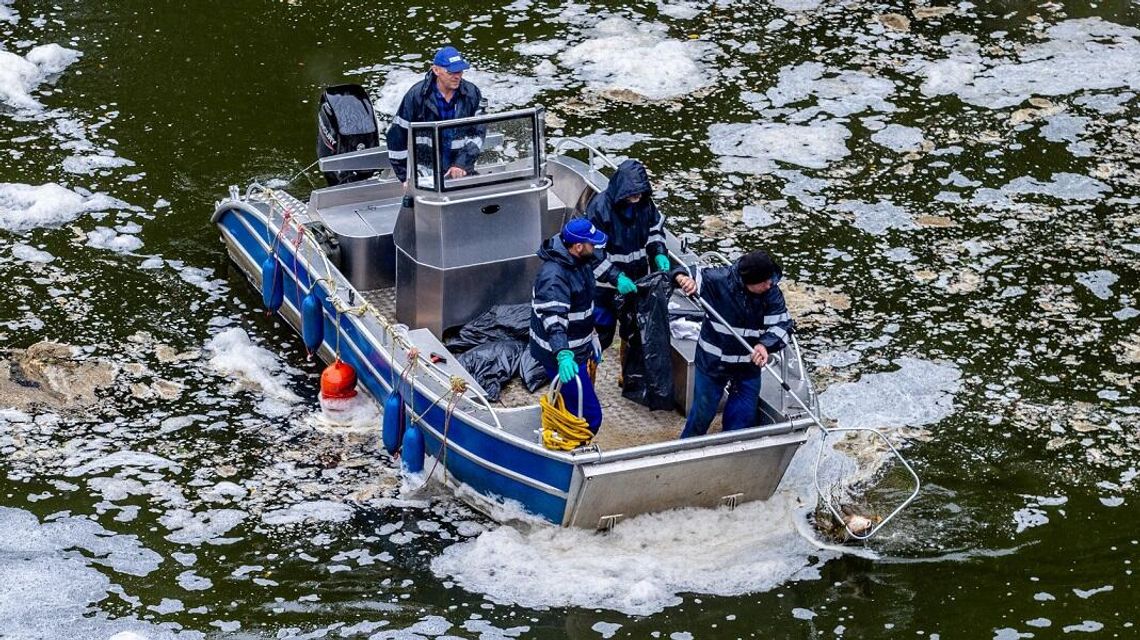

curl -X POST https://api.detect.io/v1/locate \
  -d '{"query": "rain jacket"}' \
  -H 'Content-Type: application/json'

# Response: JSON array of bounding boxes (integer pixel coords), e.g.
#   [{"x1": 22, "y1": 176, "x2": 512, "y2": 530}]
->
[
  {"x1": 586, "y1": 159, "x2": 667, "y2": 288},
  {"x1": 529, "y1": 235, "x2": 600, "y2": 370},
  {"x1": 677, "y1": 263, "x2": 795, "y2": 379},
  {"x1": 385, "y1": 71, "x2": 485, "y2": 183}
]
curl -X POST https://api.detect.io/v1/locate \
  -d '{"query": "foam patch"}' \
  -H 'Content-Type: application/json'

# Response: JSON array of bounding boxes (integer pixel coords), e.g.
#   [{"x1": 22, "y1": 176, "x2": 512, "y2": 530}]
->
[
  {"x1": 709, "y1": 121, "x2": 851, "y2": 173},
  {"x1": 0, "y1": 183, "x2": 129, "y2": 233},
  {"x1": 0, "y1": 43, "x2": 81, "y2": 110}
]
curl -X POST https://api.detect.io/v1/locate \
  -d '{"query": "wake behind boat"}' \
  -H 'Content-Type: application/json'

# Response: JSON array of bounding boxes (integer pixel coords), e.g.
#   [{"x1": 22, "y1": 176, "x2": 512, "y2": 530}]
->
[{"x1": 212, "y1": 95, "x2": 823, "y2": 530}]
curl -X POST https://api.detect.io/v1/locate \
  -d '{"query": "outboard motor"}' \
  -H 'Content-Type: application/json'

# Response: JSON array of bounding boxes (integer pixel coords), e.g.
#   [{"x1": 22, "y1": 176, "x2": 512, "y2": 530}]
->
[{"x1": 317, "y1": 84, "x2": 380, "y2": 186}]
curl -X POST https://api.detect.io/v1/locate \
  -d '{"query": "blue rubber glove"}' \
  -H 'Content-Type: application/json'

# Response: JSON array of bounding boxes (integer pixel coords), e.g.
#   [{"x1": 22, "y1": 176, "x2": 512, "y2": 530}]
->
[
  {"x1": 616, "y1": 273, "x2": 637, "y2": 295},
  {"x1": 655, "y1": 254, "x2": 671, "y2": 272},
  {"x1": 556, "y1": 350, "x2": 578, "y2": 384}
]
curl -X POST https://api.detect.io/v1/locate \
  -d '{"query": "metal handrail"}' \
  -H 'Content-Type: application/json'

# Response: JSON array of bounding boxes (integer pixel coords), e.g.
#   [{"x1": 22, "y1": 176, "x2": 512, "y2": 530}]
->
[{"x1": 551, "y1": 137, "x2": 620, "y2": 171}]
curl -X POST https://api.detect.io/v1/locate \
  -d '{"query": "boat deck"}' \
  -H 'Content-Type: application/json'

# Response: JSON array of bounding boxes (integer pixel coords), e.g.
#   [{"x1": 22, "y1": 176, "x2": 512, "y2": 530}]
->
[{"x1": 360, "y1": 287, "x2": 724, "y2": 449}]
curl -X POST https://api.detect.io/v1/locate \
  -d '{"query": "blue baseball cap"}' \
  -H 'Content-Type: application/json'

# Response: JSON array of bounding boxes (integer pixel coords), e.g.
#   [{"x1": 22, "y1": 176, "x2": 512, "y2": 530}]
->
[
  {"x1": 561, "y1": 218, "x2": 607, "y2": 246},
  {"x1": 433, "y1": 46, "x2": 470, "y2": 73}
]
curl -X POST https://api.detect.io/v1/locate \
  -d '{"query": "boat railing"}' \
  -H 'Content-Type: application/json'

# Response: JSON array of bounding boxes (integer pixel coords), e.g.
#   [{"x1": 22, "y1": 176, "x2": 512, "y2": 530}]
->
[
  {"x1": 245, "y1": 183, "x2": 506, "y2": 430},
  {"x1": 551, "y1": 137, "x2": 621, "y2": 171}
]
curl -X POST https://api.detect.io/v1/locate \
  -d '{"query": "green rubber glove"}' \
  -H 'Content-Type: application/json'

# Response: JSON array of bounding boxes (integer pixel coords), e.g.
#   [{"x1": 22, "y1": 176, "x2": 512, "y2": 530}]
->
[
  {"x1": 654, "y1": 254, "x2": 671, "y2": 272},
  {"x1": 556, "y1": 350, "x2": 578, "y2": 384},
  {"x1": 616, "y1": 273, "x2": 637, "y2": 295}
]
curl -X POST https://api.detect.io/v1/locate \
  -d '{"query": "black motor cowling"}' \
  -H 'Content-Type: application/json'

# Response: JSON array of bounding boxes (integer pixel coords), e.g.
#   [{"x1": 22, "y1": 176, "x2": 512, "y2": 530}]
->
[{"x1": 317, "y1": 84, "x2": 380, "y2": 186}]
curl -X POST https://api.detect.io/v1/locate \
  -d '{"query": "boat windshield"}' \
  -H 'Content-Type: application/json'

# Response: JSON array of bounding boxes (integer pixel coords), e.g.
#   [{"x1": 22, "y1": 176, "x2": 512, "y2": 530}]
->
[{"x1": 412, "y1": 109, "x2": 542, "y2": 193}]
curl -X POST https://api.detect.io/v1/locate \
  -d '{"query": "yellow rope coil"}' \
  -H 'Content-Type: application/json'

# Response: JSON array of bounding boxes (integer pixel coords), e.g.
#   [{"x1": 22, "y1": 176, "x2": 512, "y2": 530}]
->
[{"x1": 540, "y1": 391, "x2": 593, "y2": 451}]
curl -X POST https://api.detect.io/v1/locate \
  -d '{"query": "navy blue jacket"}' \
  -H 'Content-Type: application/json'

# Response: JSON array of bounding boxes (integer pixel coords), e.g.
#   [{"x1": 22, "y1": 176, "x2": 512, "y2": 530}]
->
[
  {"x1": 529, "y1": 235, "x2": 599, "y2": 369},
  {"x1": 587, "y1": 160, "x2": 666, "y2": 287},
  {"x1": 385, "y1": 72, "x2": 485, "y2": 183},
  {"x1": 682, "y1": 264, "x2": 795, "y2": 379}
]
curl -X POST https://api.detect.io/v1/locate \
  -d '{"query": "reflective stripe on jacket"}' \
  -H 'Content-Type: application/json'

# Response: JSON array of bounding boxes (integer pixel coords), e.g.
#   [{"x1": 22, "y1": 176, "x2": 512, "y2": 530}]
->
[
  {"x1": 586, "y1": 159, "x2": 666, "y2": 288},
  {"x1": 686, "y1": 264, "x2": 794, "y2": 379},
  {"x1": 529, "y1": 235, "x2": 599, "y2": 370}
]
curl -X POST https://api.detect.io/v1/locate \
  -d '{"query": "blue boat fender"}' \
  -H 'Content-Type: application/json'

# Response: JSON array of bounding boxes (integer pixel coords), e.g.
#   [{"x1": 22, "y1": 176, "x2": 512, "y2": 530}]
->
[
  {"x1": 260, "y1": 255, "x2": 283, "y2": 313},
  {"x1": 402, "y1": 423, "x2": 424, "y2": 473},
  {"x1": 301, "y1": 288, "x2": 324, "y2": 356},
  {"x1": 382, "y1": 391, "x2": 406, "y2": 455}
]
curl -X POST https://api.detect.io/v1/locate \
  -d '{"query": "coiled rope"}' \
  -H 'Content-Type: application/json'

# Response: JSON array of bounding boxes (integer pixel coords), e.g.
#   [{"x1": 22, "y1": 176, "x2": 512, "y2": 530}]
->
[{"x1": 540, "y1": 376, "x2": 593, "y2": 451}]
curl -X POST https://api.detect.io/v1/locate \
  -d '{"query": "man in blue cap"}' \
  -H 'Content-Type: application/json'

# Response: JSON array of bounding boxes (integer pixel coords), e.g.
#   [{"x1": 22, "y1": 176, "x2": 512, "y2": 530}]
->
[
  {"x1": 385, "y1": 45, "x2": 486, "y2": 186},
  {"x1": 529, "y1": 219, "x2": 608, "y2": 435}
]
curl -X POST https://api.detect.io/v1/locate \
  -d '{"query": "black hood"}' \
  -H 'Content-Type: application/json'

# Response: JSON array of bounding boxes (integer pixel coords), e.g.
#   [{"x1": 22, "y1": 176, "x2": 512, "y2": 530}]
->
[
  {"x1": 604, "y1": 159, "x2": 652, "y2": 205},
  {"x1": 537, "y1": 234, "x2": 580, "y2": 267}
]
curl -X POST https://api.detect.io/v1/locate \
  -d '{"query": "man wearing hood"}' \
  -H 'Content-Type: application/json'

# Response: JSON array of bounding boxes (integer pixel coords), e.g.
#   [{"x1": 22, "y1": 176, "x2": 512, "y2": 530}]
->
[
  {"x1": 385, "y1": 45, "x2": 486, "y2": 186},
  {"x1": 673, "y1": 250, "x2": 795, "y2": 438},
  {"x1": 585, "y1": 159, "x2": 670, "y2": 351},
  {"x1": 529, "y1": 219, "x2": 608, "y2": 435}
]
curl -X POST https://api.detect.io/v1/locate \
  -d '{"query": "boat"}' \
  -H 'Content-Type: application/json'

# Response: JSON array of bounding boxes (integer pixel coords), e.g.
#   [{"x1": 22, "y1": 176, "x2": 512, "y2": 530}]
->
[{"x1": 211, "y1": 89, "x2": 821, "y2": 530}]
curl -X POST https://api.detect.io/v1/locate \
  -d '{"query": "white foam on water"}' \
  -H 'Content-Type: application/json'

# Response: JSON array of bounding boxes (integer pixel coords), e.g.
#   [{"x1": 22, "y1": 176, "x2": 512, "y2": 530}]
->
[
  {"x1": 551, "y1": 129, "x2": 656, "y2": 151},
  {"x1": 66, "y1": 451, "x2": 182, "y2": 477},
  {"x1": 0, "y1": 182, "x2": 129, "y2": 232},
  {"x1": 709, "y1": 121, "x2": 850, "y2": 173},
  {"x1": 1073, "y1": 92, "x2": 1134, "y2": 114},
  {"x1": 819, "y1": 357, "x2": 962, "y2": 431},
  {"x1": 85, "y1": 227, "x2": 144, "y2": 253},
  {"x1": 261, "y1": 500, "x2": 354, "y2": 526},
  {"x1": 0, "y1": 507, "x2": 189, "y2": 640},
  {"x1": 0, "y1": 43, "x2": 81, "y2": 110},
  {"x1": 1013, "y1": 508, "x2": 1049, "y2": 533},
  {"x1": 0, "y1": 0, "x2": 18, "y2": 23},
  {"x1": 1075, "y1": 270, "x2": 1118, "y2": 300},
  {"x1": 917, "y1": 18, "x2": 1140, "y2": 108},
  {"x1": 1062, "y1": 621, "x2": 1104, "y2": 633},
  {"x1": 1039, "y1": 114, "x2": 1092, "y2": 157},
  {"x1": 10, "y1": 242, "x2": 54, "y2": 263},
  {"x1": 1073, "y1": 585, "x2": 1113, "y2": 599},
  {"x1": 771, "y1": 0, "x2": 823, "y2": 11},
  {"x1": 835, "y1": 199, "x2": 917, "y2": 235},
  {"x1": 62, "y1": 152, "x2": 136, "y2": 175},
  {"x1": 792, "y1": 608, "x2": 817, "y2": 620},
  {"x1": 204, "y1": 327, "x2": 302, "y2": 406},
  {"x1": 159, "y1": 508, "x2": 247, "y2": 546},
  {"x1": 514, "y1": 39, "x2": 564, "y2": 56},
  {"x1": 431, "y1": 493, "x2": 833, "y2": 616},
  {"x1": 871, "y1": 124, "x2": 926, "y2": 153},
  {"x1": 656, "y1": 0, "x2": 704, "y2": 20},
  {"x1": 592, "y1": 621, "x2": 623, "y2": 638},
  {"x1": 559, "y1": 17, "x2": 717, "y2": 100},
  {"x1": 760, "y1": 62, "x2": 896, "y2": 118},
  {"x1": 309, "y1": 394, "x2": 382, "y2": 431},
  {"x1": 742, "y1": 204, "x2": 779, "y2": 228},
  {"x1": 1002, "y1": 173, "x2": 1110, "y2": 202}
]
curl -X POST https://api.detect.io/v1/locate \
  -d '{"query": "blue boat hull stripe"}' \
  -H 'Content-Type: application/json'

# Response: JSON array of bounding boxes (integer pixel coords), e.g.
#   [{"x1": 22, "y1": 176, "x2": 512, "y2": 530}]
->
[{"x1": 218, "y1": 207, "x2": 571, "y2": 503}]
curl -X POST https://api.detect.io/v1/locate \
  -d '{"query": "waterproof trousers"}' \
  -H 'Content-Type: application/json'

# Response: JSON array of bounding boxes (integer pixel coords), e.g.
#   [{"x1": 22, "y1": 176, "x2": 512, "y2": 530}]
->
[
  {"x1": 543, "y1": 360, "x2": 603, "y2": 434},
  {"x1": 680, "y1": 367, "x2": 762, "y2": 439}
]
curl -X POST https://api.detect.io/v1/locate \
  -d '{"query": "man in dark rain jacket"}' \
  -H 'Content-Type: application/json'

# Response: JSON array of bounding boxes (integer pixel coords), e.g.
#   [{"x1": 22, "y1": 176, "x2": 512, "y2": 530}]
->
[
  {"x1": 529, "y1": 219, "x2": 607, "y2": 434},
  {"x1": 385, "y1": 45, "x2": 485, "y2": 186},
  {"x1": 585, "y1": 159, "x2": 670, "y2": 350},
  {"x1": 673, "y1": 250, "x2": 795, "y2": 438}
]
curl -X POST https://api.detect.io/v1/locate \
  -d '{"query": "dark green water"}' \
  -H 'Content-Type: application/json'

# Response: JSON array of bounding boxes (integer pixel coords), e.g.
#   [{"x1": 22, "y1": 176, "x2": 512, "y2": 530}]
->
[{"x1": 1, "y1": 0, "x2": 1137, "y2": 638}]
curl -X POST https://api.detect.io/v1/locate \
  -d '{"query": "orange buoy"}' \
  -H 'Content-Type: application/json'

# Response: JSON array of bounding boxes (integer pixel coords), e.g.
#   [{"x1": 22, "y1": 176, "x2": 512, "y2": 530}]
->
[{"x1": 320, "y1": 359, "x2": 358, "y2": 399}]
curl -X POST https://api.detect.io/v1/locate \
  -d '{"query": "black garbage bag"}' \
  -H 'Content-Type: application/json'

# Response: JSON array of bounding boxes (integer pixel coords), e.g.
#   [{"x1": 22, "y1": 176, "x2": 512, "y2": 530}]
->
[
  {"x1": 518, "y1": 346, "x2": 549, "y2": 393},
  {"x1": 456, "y1": 340, "x2": 526, "y2": 403},
  {"x1": 615, "y1": 272, "x2": 675, "y2": 410},
  {"x1": 445, "y1": 304, "x2": 531, "y2": 353}
]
